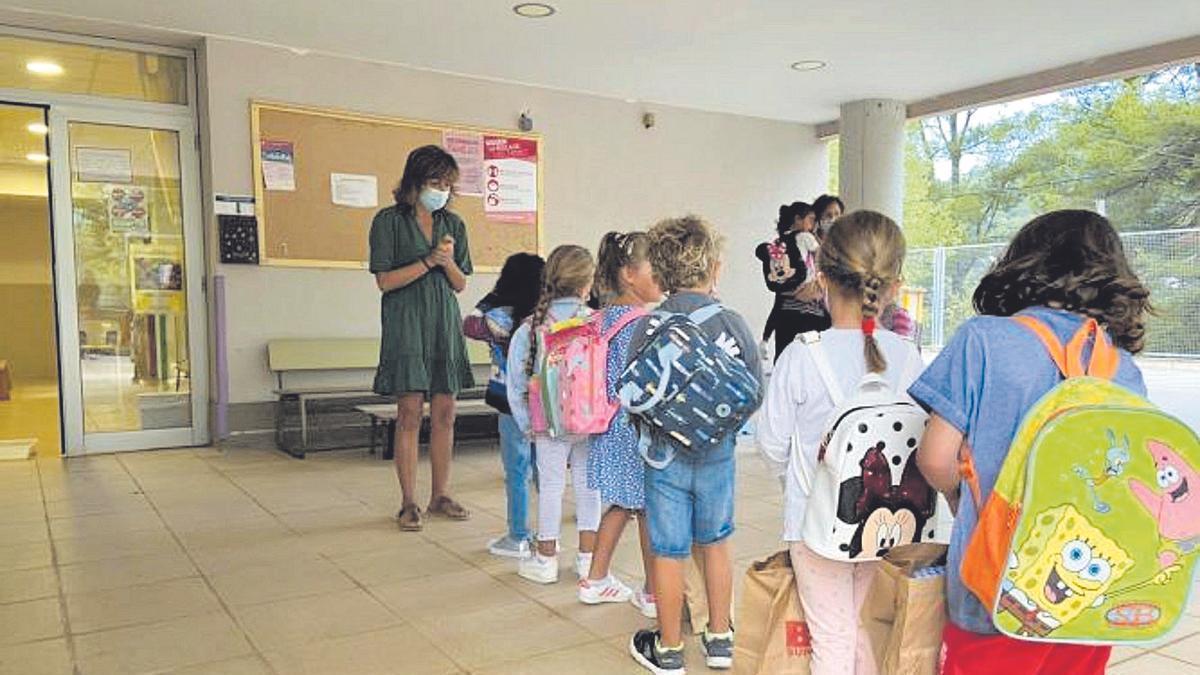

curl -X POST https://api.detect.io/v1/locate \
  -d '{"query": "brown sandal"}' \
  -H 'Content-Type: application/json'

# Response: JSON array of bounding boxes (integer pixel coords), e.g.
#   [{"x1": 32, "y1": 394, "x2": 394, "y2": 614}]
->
[
  {"x1": 427, "y1": 495, "x2": 470, "y2": 521},
  {"x1": 396, "y1": 504, "x2": 423, "y2": 531}
]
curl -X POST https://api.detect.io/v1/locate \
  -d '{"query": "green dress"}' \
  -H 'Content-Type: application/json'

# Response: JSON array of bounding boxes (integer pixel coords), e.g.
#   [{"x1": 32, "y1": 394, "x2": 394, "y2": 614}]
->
[{"x1": 368, "y1": 205, "x2": 475, "y2": 396}]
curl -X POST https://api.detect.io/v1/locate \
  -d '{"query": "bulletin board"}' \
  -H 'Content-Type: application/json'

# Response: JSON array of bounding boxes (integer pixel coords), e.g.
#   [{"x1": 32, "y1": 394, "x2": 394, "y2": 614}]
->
[{"x1": 250, "y1": 101, "x2": 543, "y2": 271}]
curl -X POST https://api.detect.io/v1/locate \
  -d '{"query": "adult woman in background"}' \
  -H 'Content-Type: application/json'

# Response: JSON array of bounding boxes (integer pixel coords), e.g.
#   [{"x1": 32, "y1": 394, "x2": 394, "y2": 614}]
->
[
  {"x1": 369, "y1": 145, "x2": 474, "y2": 532},
  {"x1": 756, "y1": 201, "x2": 831, "y2": 361}
]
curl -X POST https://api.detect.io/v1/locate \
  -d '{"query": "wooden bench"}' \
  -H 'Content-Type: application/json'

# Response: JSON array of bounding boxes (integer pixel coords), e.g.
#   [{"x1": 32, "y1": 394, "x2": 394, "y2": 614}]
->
[{"x1": 268, "y1": 338, "x2": 494, "y2": 458}]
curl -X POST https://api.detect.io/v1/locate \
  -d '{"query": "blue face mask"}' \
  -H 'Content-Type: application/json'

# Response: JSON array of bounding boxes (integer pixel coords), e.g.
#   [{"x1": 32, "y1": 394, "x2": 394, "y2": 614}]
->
[{"x1": 419, "y1": 187, "x2": 450, "y2": 212}]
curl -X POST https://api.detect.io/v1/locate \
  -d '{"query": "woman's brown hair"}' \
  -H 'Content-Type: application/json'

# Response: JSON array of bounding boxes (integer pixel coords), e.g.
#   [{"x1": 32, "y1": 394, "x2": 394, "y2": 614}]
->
[
  {"x1": 972, "y1": 210, "x2": 1151, "y2": 353},
  {"x1": 594, "y1": 231, "x2": 650, "y2": 303},
  {"x1": 392, "y1": 145, "x2": 459, "y2": 212},
  {"x1": 818, "y1": 210, "x2": 906, "y2": 373},
  {"x1": 525, "y1": 245, "x2": 596, "y2": 376}
]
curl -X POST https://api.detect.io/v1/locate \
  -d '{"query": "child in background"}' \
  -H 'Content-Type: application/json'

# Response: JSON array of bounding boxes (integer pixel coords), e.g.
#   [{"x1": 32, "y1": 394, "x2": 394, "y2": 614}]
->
[
  {"x1": 462, "y1": 253, "x2": 545, "y2": 558},
  {"x1": 911, "y1": 210, "x2": 1150, "y2": 675},
  {"x1": 757, "y1": 210, "x2": 924, "y2": 674},
  {"x1": 579, "y1": 231, "x2": 664, "y2": 616},
  {"x1": 507, "y1": 245, "x2": 603, "y2": 584},
  {"x1": 629, "y1": 216, "x2": 763, "y2": 674}
]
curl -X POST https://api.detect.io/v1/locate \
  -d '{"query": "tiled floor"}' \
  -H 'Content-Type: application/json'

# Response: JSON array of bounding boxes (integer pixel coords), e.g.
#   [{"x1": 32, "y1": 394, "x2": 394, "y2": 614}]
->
[{"x1": 1, "y1": 439, "x2": 1198, "y2": 674}]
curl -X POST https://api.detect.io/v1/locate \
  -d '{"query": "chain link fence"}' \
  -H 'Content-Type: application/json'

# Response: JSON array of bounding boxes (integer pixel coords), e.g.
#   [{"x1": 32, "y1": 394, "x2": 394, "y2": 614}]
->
[{"x1": 904, "y1": 228, "x2": 1200, "y2": 358}]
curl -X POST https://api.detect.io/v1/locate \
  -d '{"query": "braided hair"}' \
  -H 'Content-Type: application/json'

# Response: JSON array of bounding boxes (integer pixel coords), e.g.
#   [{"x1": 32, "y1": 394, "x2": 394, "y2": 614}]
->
[
  {"x1": 524, "y1": 245, "x2": 596, "y2": 376},
  {"x1": 972, "y1": 210, "x2": 1151, "y2": 353},
  {"x1": 818, "y1": 210, "x2": 906, "y2": 373}
]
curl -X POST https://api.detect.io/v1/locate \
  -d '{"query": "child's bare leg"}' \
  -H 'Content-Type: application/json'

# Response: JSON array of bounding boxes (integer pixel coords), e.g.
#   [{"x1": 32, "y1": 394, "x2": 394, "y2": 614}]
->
[
  {"x1": 701, "y1": 540, "x2": 733, "y2": 633},
  {"x1": 589, "y1": 506, "x2": 630, "y2": 580},
  {"x1": 654, "y1": 556, "x2": 687, "y2": 647},
  {"x1": 636, "y1": 513, "x2": 656, "y2": 594}
]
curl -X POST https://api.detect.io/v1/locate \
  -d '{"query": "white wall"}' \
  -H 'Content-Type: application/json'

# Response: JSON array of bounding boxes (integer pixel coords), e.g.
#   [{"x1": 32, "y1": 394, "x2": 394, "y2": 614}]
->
[{"x1": 200, "y1": 38, "x2": 828, "y2": 406}]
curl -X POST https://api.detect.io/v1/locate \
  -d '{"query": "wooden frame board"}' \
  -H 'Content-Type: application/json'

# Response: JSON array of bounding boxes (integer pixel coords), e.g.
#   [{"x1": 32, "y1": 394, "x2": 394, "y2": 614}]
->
[{"x1": 250, "y1": 101, "x2": 543, "y2": 271}]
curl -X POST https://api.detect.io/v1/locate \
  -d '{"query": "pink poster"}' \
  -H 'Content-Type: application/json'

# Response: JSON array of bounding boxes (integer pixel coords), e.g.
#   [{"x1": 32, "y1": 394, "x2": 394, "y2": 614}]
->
[
  {"x1": 442, "y1": 130, "x2": 483, "y2": 196},
  {"x1": 482, "y1": 136, "x2": 538, "y2": 224}
]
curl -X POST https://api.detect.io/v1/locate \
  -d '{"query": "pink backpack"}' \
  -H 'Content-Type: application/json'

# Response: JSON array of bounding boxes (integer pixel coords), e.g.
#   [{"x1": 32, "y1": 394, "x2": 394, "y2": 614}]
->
[{"x1": 530, "y1": 308, "x2": 647, "y2": 437}]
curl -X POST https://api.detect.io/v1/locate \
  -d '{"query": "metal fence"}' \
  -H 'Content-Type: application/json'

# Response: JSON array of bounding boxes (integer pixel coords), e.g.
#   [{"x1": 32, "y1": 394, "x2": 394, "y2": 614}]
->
[{"x1": 904, "y1": 228, "x2": 1200, "y2": 358}]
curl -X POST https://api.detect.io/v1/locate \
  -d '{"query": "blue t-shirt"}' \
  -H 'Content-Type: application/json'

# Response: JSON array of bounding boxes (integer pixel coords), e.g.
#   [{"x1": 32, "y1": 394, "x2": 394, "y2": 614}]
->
[{"x1": 908, "y1": 306, "x2": 1147, "y2": 634}]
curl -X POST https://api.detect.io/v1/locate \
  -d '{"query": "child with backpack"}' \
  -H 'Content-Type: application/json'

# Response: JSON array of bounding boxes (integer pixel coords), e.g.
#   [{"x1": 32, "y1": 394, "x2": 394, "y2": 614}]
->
[
  {"x1": 578, "y1": 231, "x2": 664, "y2": 616},
  {"x1": 756, "y1": 210, "x2": 928, "y2": 674},
  {"x1": 910, "y1": 211, "x2": 1155, "y2": 675},
  {"x1": 627, "y1": 215, "x2": 764, "y2": 674},
  {"x1": 462, "y1": 252, "x2": 545, "y2": 559},
  {"x1": 506, "y1": 245, "x2": 603, "y2": 584}
]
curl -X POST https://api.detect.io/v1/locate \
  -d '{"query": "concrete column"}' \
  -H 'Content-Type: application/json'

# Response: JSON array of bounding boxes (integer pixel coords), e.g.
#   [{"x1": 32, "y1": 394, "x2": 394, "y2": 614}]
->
[{"x1": 837, "y1": 99, "x2": 906, "y2": 225}]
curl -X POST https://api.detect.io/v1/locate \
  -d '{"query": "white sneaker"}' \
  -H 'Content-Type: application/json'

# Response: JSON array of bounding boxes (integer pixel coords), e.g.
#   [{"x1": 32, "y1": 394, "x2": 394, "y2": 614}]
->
[
  {"x1": 632, "y1": 589, "x2": 658, "y2": 619},
  {"x1": 487, "y1": 534, "x2": 531, "y2": 559},
  {"x1": 578, "y1": 575, "x2": 634, "y2": 605},
  {"x1": 518, "y1": 553, "x2": 559, "y2": 584},
  {"x1": 575, "y1": 552, "x2": 593, "y2": 579}
]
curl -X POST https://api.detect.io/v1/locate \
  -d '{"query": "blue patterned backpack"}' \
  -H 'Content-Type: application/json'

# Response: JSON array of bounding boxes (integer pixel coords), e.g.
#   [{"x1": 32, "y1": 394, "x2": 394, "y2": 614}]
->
[{"x1": 618, "y1": 304, "x2": 763, "y2": 468}]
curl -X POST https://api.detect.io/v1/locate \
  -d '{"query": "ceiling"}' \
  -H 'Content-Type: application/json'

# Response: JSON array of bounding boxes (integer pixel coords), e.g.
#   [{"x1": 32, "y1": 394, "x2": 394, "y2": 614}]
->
[{"x1": 0, "y1": 1, "x2": 1198, "y2": 123}]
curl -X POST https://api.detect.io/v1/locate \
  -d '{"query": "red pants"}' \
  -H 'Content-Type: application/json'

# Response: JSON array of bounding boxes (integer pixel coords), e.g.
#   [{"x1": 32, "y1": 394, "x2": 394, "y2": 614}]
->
[{"x1": 942, "y1": 623, "x2": 1111, "y2": 675}]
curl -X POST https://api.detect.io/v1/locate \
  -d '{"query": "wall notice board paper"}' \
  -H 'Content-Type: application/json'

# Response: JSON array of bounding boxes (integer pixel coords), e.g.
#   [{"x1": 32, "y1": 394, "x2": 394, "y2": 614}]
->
[{"x1": 250, "y1": 101, "x2": 543, "y2": 271}]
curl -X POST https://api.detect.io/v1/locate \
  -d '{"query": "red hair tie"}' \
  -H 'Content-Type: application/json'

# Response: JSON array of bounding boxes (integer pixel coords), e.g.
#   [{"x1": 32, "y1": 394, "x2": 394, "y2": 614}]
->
[{"x1": 862, "y1": 317, "x2": 876, "y2": 336}]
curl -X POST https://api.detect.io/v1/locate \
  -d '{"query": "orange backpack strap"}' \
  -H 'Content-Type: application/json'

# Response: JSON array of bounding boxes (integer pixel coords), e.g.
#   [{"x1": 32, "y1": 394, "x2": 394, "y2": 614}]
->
[
  {"x1": 959, "y1": 442, "x2": 982, "y2": 511},
  {"x1": 1065, "y1": 318, "x2": 1119, "y2": 380},
  {"x1": 1012, "y1": 316, "x2": 1069, "y2": 377}
]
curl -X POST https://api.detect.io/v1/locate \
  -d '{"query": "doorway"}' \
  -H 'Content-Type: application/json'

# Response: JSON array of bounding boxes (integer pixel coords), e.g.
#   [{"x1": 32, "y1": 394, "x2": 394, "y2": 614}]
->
[{"x1": 0, "y1": 102, "x2": 59, "y2": 458}]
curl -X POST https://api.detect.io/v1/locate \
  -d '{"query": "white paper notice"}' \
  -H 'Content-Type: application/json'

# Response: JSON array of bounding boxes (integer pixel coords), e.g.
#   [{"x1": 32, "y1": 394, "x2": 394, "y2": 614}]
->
[
  {"x1": 442, "y1": 130, "x2": 484, "y2": 196},
  {"x1": 330, "y1": 173, "x2": 379, "y2": 208},
  {"x1": 76, "y1": 147, "x2": 133, "y2": 184}
]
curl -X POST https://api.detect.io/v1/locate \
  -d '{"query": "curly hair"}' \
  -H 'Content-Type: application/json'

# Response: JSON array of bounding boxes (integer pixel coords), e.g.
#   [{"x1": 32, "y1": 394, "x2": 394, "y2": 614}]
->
[
  {"x1": 594, "y1": 231, "x2": 650, "y2": 302},
  {"x1": 392, "y1": 145, "x2": 459, "y2": 212},
  {"x1": 525, "y1": 245, "x2": 595, "y2": 376},
  {"x1": 818, "y1": 210, "x2": 906, "y2": 373},
  {"x1": 646, "y1": 215, "x2": 724, "y2": 294},
  {"x1": 972, "y1": 210, "x2": 1151, "y2": 353}
]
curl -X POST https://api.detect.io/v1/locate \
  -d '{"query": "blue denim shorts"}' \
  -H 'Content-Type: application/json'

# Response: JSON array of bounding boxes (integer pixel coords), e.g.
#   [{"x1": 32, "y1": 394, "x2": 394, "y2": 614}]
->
[{"x1": 643, "y1": 438, "x2": 736, "y2": 558}]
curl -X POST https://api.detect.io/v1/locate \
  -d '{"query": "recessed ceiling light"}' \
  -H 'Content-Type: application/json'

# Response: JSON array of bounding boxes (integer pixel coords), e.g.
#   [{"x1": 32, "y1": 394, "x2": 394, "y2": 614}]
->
[
  {"x1": 513, "y1": 3, "x2": 555, "y2": 18},
  {"x1": 790, "y1": 60, "x2": 827, "y2": 72},
  {"x1": 26, "y1": 152, "x2": 49, "y2": 163},
  {"x1": 27, "y1": 122, "x2": 48, "y2": 135},
  {"x1": 26, "y1": 60, "x2": 63, "y2": 76}
]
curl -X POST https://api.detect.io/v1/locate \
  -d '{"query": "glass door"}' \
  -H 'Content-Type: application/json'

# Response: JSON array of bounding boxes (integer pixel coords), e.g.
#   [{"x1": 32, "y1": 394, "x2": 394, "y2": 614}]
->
[
  {"x1": 0, "y1": 102, "x2": 60, "y2": 458},
  {"x1": 50, "y1": 107, "x2": 207, "y2": 453}
]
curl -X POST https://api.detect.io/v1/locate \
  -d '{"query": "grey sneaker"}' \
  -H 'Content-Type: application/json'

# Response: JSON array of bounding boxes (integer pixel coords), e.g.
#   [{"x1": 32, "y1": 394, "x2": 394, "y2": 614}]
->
[
  {"x1": 701, "y1": 629, "x2": 734, "y2": 670},
  {"x1": 487, "y1": 534, "x2": 530, "y2": 559},
  {"x1": 630, "y1": 629, "x2": 685, "y2": 674}
]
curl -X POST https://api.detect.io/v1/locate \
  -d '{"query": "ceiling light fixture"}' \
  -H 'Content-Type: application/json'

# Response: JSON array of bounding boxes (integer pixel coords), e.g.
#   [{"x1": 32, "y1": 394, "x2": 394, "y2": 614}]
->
[
  {"x1": 513, "y1": 3, "x2": 555, "y2": 18},
  {"x1": 26, "y1": 60, "x2": 63, "y2": 76},
  {"x1": 790, "y1": 60, "x2": 827, "y2": 72},
  {"x1": 27, "y1": 122, "x2": 49, "y2": 135},
  {"x1": 26, "y1": 152, "x2": 49, "y2": 163}
]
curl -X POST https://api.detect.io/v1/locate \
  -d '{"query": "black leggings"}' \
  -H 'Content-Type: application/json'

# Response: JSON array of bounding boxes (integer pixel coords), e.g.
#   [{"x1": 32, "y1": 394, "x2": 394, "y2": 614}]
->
[{"x1": 767, "y1": 309, "x2": 831, "y2": 362}]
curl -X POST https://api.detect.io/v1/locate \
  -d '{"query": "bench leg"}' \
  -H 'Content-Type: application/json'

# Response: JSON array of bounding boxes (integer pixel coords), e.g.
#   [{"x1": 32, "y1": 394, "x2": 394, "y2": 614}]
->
[
  {"x1": 383, "y1": 419, "x2": 396, "y2": 461},
  {"x1": 299, "y1": 395, "x2": 310, "y2": 452},
  {"x1": 368, "y1": 417, "x2": 378, "y2": 456}
]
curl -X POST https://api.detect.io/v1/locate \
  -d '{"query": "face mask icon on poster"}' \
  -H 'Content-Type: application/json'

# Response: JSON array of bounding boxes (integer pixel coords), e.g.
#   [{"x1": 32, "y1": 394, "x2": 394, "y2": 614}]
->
[{"x1": 420, "y1": 187, "x2": 450, "y2": 212}]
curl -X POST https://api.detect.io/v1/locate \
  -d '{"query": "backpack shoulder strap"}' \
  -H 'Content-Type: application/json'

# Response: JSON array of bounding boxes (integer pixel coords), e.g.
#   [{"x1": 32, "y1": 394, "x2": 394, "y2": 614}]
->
[
  {"x1": 600, "y1": 306, "x2": 648, "y2": 341},
  {"x1": 798, "y1": 331, "x2": 845, "y2": 406},
  {"x1": 1013, "y1": 315, "x2": 1118, "y2": 380},
  {"x1": 687, "y1": 302, "x2": 724, "y2": 326}
]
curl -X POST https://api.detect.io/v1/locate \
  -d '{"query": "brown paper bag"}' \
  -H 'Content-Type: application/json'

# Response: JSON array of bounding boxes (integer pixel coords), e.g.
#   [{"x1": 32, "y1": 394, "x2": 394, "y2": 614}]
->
[
  {"x1": 733, "y1": 550, "x2": 811, "y2": 675},
  {"x1": 861, "y1": 543, "x2": 948, "y2": 675}
]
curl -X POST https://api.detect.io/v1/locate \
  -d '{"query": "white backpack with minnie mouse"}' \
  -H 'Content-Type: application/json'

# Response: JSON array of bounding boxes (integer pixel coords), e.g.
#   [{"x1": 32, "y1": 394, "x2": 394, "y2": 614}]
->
[{"x1": 790, "y1": 331, "x2": 953, "y2": 562}]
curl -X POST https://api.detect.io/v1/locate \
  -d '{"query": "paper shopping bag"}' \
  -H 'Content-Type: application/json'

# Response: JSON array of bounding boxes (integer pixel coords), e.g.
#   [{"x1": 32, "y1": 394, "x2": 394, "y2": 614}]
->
[
  {"x1": 733, "y1": 550, "x2": 811, "y2": 675},
  {"x1": 861, "y1": 543, "x2": 948, "y2": 675}
]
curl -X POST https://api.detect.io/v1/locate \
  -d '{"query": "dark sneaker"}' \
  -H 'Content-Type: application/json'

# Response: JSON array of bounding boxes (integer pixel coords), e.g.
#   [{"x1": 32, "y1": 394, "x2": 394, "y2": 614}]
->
[
  {"x1": 629, "y1": 629, "x2": 686, "y2": 674},
  {"x1": 701, "y1": 629, "x2": 734, "y2": 669}
]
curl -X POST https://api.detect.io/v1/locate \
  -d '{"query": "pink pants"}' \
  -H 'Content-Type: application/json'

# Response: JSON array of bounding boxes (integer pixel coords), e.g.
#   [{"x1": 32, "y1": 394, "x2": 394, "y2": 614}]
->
[{"x1": 790, "y1": 542, "x2": 879, "y2": 675}]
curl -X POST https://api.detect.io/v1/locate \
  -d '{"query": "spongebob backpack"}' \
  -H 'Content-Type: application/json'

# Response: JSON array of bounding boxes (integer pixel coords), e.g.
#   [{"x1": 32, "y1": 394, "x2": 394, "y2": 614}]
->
[{"x1": 961, "y1": 316, "x2": 1200, "y2": 645}]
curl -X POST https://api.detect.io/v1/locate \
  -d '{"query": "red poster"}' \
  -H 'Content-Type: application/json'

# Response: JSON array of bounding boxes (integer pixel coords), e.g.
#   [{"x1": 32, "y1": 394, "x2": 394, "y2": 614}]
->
[{"x1": 482, "y1": 136, "x2": 537, "y2": 224}]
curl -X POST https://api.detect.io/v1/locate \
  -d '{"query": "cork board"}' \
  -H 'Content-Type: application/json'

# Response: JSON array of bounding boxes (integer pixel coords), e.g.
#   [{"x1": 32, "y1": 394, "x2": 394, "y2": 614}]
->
[{"x1": 250, "y1": 101, "x2": 542, "y2": 271}]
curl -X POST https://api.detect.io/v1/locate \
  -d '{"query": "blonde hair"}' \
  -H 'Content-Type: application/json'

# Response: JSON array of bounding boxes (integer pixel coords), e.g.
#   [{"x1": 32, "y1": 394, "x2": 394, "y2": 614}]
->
[
  {"x1": 817, "y1": 210, "x2": 906, "y2": 373},
  {"x1": 646, "y1": 215, "x2": 723, "y2": 294},
  {"x1": 594, "y1": 231, "x2": 650, "y2": 302},
  {"x1": 525, "y1": 244, "x2": 596, "y2": 376}
]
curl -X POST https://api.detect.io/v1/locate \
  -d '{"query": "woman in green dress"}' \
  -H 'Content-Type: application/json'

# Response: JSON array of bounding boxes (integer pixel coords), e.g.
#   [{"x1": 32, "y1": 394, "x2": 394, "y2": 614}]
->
[{"x1": 370, "y1": 145, "x2": 475, "y2": 532}]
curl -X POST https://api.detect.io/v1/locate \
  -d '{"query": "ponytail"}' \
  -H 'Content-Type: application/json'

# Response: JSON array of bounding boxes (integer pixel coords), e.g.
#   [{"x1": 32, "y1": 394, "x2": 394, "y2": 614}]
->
[
  {"x1": 524, "y1": 244, "x2": 596, "y2": 377},
  {"x1": 861, "y1": 274, "x2": 887, "y2": 374}
]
